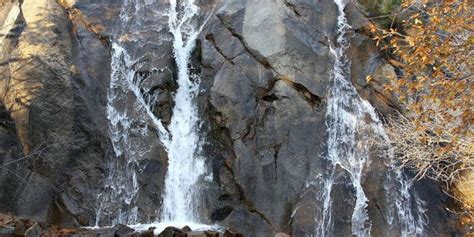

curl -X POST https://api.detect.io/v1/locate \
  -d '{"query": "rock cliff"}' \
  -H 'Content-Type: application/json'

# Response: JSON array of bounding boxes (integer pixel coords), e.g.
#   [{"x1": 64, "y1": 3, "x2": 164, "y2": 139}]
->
[{"x1": 0, "y1": 0, "x2": 465, "y2": 236}]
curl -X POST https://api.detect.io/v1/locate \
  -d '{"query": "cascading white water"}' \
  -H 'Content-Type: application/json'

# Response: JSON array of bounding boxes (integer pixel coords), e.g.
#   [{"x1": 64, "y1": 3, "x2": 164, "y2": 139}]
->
[
  {"x1": 96, "y1": 0, "x2": 170, "y2": 226},
  {"x1": 97, "y1": 0, "x2": 209, "y2": 229},
  {"x1": 97, "y1": 43, "x2": 171, "y2": 226},
  {"x1": 317, "y1": 0, "x2": 426, "y2": 236},
  {"x1": 319, "y1": 1, "x2": 375, "y2": 234},
  {"x1": 385, "y1": 161, "x2": 427, "y2": 236},
  {"x1": 96, "y1": 0, "x2": 212, "y2": 230},
  {"x1": 97, "y1": 0, "x2": 425, "y2": 234},
  {"x1": 160, "y1": 0, "x2": 206, "y2": 223}
]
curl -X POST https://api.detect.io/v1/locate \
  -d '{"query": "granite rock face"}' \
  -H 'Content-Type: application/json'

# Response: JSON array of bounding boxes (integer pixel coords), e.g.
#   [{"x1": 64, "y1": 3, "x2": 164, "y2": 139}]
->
[
  {"x1": 0, "y1": 0, "x2": 464, "y2": 236},
  {"x1": 0, "y1": 0, "x2": 173, "y2": 226},
  {"x1": 197, "y1": 0, "x2": 459, "y2": 236},
  {"x1": 0, "y1": 0, "x2": 104, "y2": 225}
]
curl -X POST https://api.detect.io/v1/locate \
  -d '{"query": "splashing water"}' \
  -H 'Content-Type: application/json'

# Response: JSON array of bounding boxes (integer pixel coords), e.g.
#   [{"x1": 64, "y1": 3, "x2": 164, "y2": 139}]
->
[
  {"x1": 96, "y1": 0, "x2": 170, "y2": 226},
  {"x1": 316, "y1": 0, "x2": 426, "y2": 236},
  {"x1": 97, "y1": 0, "x2": 210, "y2": 227},
  {"x1": 160, "y1": 0, "x2": 206, "y2": 223},
  {"x1": 132, "y1": 222, "x2": 222, "y2": 235},
  {"x1": 385, "y1": 162, "x2": 427, "y2": 236}
]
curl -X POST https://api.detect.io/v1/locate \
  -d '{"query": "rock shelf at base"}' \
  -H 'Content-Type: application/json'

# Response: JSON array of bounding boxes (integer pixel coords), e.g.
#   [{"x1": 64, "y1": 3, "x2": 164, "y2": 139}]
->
[{"x1": 0, "y1": 213, "x2": 243, "y2": 237}]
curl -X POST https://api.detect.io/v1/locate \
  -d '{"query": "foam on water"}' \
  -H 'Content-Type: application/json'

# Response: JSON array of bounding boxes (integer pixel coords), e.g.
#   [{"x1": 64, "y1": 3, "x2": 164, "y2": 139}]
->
[
  {"x1": 159, "y1": 0, "x2": 206, "y2": 223},
  {"x1": 315, "y1": 0, "x2": 427, "y2": 236},
  {"x1": 132, "y1": 222, "x2": 222, "y2": 235},
  {"x1": 97, "y1": 0, "x2": 209, "y2": 228}
]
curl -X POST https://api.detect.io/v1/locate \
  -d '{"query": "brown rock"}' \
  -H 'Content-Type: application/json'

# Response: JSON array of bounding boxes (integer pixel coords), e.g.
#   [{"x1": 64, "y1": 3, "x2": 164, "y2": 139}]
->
[
  {"x1": 158, "y1": 227, "x2": 186, "y2": 237},
  {"x1": 115, "y1": 224, "x2": 135, "y2": 236},
  {"x1": 25, "y1": 223, "x2": 42, "y2": 237},
  {"x1": 181, "y1": 225, "x2": 192, "y2": 232},
  {"x1": 140, "y1": 230, "x2": 155, "y2": 237},
  {"x1": 13, "y1": 220, "x2": 26, "y2": 235},
  {"x1": 186, "y1": 231, "x2": 207, "y2": 237},
  {"x1": 223, "y1": 230, "x2": 244, "y2": 237}
]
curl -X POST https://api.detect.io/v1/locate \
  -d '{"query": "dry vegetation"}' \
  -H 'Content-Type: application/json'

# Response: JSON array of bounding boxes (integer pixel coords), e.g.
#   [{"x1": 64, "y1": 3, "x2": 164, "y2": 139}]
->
[
  {"x1": 383, "y1": 112, "x2": 473, "y2": 184},
  {"x1": 367, "y1": 0, "x2": 473, "y2": 218}
]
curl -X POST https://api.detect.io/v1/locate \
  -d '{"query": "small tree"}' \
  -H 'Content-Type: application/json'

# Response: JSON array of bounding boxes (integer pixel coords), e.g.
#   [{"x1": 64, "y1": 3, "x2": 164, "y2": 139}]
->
[{"x1": 368, "y1": 0, "x2": 473, "y2": 214}]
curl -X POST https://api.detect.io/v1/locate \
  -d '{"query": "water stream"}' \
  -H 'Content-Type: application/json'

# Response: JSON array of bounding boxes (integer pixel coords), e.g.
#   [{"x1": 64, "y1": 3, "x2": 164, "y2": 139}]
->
[
  {"x1": 96, "y1": 0, "x2": 427, "y2": 234},
  {"x1": 316, "y1": 0, "x2": 427, "y2": 236},
  {"x1": 97, "y1": 5, "x2": 171, "y2": 225},
  {"x1": 97, "y1": 0, "x2": 207, "y2": 229},
  {"x1": 160, "y1": 0, "x2": 206, "y2": 223}
]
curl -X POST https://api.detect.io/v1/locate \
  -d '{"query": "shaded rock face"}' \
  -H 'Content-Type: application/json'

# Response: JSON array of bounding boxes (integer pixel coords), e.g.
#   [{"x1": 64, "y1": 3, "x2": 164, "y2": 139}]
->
[
  {"x1": 0, "y1": 0, "x2": 464, "y2": 236},
  {"x1": 0, "y1": 0, "x2": 116, "y2": 226},
  {"x1": 0, "y1": 0, "x2": 172, "y2": 226}
]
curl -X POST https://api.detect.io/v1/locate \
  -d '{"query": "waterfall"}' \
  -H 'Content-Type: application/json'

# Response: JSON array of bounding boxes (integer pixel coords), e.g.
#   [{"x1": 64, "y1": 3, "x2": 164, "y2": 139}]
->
[
  {"x1": 96, "y1": 0, "x2": 170, "y2": 226},
  {"x1": 97, "y1": 0, "x2": 207, "y2": 228},
  {"x1": 160, "y1": 0, "x2": 206, "y2": 223},
  {"x1": 385, "y1": 162, "x2": 427, "y2": 236},
  {"x1": 96, "y1": 0, "x2": 426, "y2": 234},
  {"x1": 318, "y1": 0, "x2": 375, "y2": 234},
  {"x1": 317, "y1": 0, "x2": 426, "y2": 236}
]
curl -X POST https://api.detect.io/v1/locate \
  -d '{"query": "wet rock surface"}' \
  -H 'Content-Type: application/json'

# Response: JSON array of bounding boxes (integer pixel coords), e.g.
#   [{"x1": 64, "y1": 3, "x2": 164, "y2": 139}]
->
[
  {"x1": 0, "y1": 214, "x2": 244, "y2": 237},
  {"x1": 0, "y1": 0, "x2": 169, "y2": 226},
  {"x1": 0, "y1": 0, "x2": 467, "y2": 236},
  {"x1": 0, "y1": 213, "x2": 42, "y2": 236},
  {"x1": 157, "y1": 226, "x2": 242, "y2": 237},
  {"x1": 197, "y1": 0, "x2": 462, "y2": 236}
]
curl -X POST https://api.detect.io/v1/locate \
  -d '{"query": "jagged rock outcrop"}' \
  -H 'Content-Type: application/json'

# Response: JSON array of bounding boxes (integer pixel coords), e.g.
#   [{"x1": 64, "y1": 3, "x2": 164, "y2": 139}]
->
[{"x1": 0, "y1": 0, "x2": 466, "y2": 236}]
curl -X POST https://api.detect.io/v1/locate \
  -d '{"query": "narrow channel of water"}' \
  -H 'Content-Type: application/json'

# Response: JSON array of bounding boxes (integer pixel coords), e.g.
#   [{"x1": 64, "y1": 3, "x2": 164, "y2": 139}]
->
[
  {"x1": 97, "y1": 0, "x2": 208, "y2": 229},
  {"x1": 317, "y1": 0, "x2": 427, "y2": 236},
  {"x1": 160, "y1": 0, "x2": 206, "y2": 223}
]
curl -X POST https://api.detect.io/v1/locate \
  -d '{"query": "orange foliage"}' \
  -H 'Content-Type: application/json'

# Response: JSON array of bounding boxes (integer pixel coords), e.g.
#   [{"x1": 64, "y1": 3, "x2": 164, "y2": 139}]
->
[
  {"x1": 370, "y1": 1, "x2": 473, "y2": 221},
  {"x1": 371, "y1": 0, "x2": 473, "y2": 163}
]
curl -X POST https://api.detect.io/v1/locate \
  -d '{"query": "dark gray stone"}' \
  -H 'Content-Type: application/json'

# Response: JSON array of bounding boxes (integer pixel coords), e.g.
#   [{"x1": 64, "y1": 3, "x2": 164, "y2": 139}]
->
[
  {"x1": 115, "y1": 224, "x2": 135, "y2": 236},
  {"x1": 25, "y1": 223, "x2": 43, "y2": 237},
  {"x1": 158, "y1": 226, "x2": 186, "y2": 237},
  {"x1": 0, "y1": 0, "x2": 466, "y2": 236}
]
